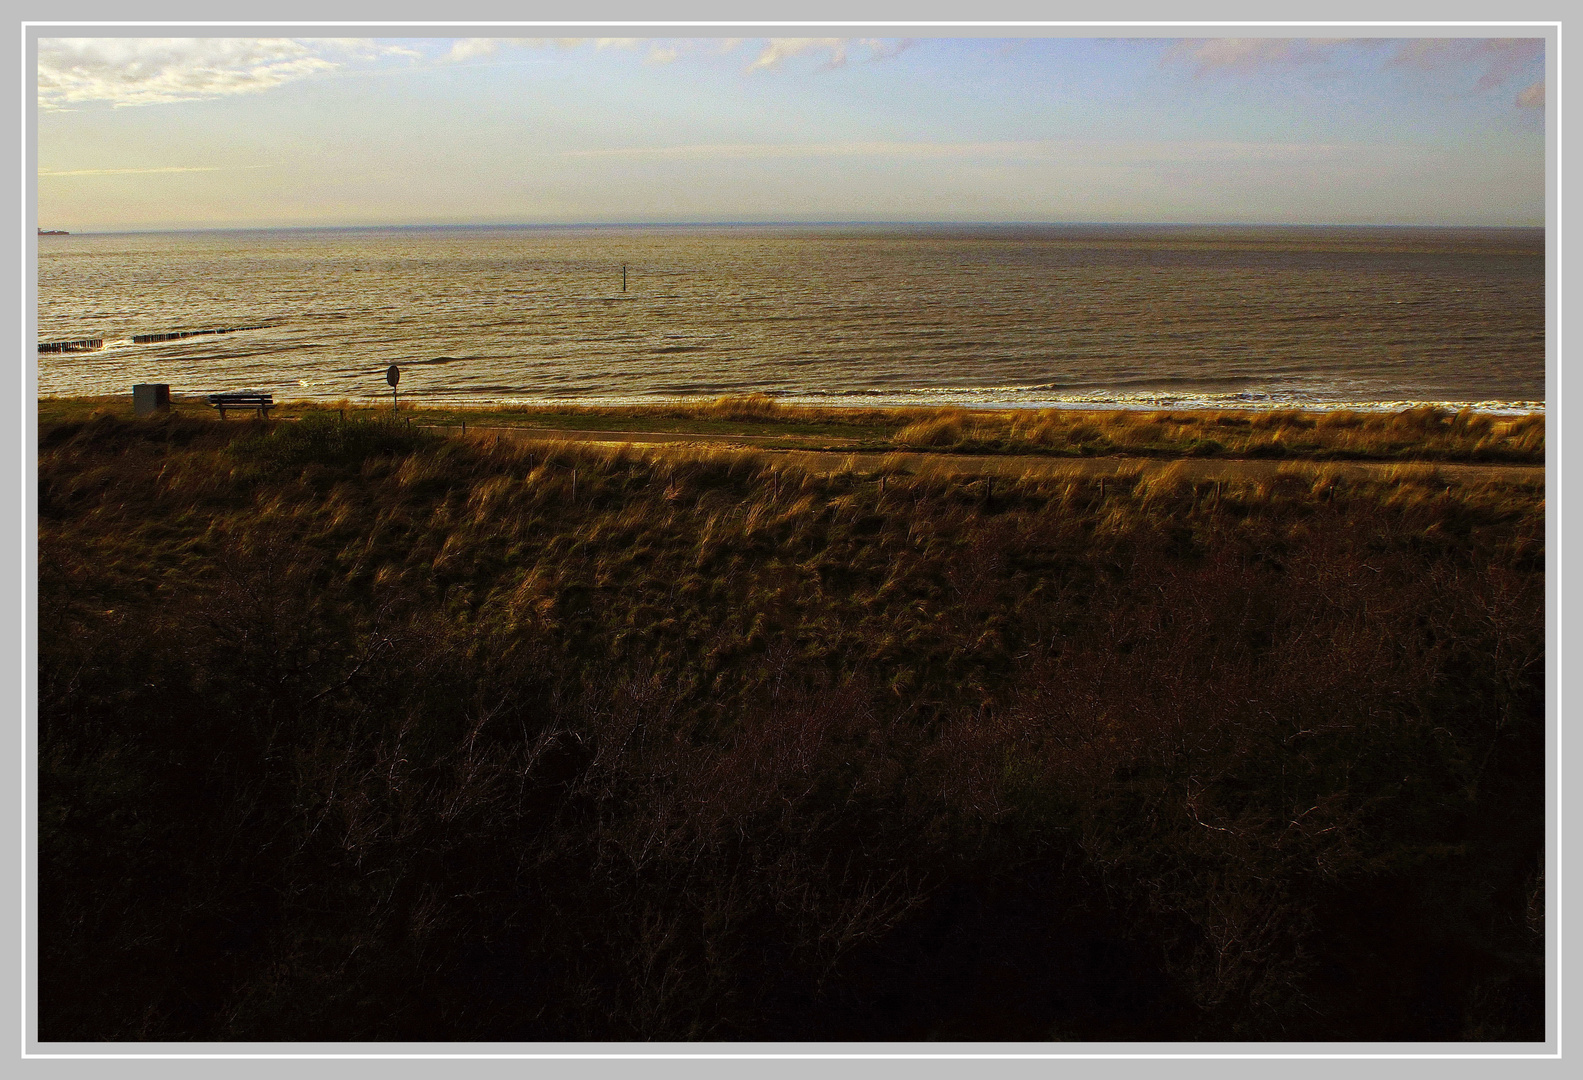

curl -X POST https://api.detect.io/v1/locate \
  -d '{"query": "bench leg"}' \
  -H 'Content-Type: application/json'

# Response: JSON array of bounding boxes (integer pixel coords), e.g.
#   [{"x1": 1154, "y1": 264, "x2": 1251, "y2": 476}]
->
[{"x1": 218, "y1": 406, "x2": 227, "y2": 419}]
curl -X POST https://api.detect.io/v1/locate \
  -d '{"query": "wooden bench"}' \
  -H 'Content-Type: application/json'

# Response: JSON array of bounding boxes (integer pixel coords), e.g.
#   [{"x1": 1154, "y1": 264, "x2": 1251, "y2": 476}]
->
[{"x1": 207, "y1": 392, "x2": 274, "y2": 419}]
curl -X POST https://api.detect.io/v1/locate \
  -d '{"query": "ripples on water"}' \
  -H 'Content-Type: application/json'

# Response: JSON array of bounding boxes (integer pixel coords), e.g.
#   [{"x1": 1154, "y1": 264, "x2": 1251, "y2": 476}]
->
[{"x1": 36, "y1": 224, "x2": 1546, "y2": 412}]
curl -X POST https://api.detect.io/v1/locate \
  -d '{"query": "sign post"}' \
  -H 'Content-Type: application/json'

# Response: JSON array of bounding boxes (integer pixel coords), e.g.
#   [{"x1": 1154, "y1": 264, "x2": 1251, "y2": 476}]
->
[{"x1": 387, "y1": 364, "x2": 400, "y2": 412}]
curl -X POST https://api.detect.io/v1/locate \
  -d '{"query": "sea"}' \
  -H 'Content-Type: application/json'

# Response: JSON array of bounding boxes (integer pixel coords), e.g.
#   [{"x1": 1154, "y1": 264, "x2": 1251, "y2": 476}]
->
[{"x1": 35, "y1": 224, "x2": 1547, "y2": 413}]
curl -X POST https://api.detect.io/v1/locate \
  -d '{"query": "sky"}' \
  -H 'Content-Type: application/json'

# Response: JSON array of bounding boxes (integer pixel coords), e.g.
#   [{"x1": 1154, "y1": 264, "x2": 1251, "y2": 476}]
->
[{"x1": 34, "y1": 35, "x2": 1547, "y2": 231}]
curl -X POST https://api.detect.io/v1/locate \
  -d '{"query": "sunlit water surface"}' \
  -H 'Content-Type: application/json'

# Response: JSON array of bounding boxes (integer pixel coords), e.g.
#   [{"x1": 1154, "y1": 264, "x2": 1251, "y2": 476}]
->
[{"x1": 37, "y1": 224, "x2": 1546, "y2": 412}]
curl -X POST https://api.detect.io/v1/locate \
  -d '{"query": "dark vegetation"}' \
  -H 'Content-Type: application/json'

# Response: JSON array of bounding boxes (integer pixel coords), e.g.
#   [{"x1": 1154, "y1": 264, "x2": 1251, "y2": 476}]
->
[
  {"x1": 38, "y1": 394, "x2": 1546, "y2": 464},
  {"x1": 39, "y1": 408, "x2": 1545, "y2": 1041}
]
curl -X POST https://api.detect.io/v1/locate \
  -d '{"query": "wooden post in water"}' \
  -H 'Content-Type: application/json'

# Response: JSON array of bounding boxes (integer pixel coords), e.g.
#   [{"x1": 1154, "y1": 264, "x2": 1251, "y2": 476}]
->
[{"x1": 622, "y1": 264, "x2": 627, "y2": 292}]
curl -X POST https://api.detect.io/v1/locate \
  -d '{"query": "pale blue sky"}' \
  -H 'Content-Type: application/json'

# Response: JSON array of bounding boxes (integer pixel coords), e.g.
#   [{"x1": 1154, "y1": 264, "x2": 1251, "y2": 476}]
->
[{"x1": 35, "y1": 36, "x2": 1547, "y2": 231}]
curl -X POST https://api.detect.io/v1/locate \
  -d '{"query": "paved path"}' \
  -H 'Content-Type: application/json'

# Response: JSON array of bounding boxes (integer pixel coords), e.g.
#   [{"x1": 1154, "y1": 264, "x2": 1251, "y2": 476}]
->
[
  {"x1": 445, "y1": 425, "x2": 1545, "y2": 486},
  {"x1": 455, "y1": 425, "x2": 852, "y2": 447}
]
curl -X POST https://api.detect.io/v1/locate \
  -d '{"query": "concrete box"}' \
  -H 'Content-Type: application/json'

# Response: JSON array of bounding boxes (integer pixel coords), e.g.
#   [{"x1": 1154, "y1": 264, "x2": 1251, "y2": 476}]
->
[{"x1": 133, "y1": 383, "x2": 170, "y2": 417}]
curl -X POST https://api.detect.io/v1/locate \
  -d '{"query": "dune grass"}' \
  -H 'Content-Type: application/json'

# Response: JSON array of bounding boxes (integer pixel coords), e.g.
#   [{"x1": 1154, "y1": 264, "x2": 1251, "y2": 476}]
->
[
  {"x1": 38, "y1": 409, "x2": 1544, "y2": 1041},
  {"x1": 38, "y1": 394, "x2": 1545, "y2": 464},
  {"x1": 889, "y1": 403, "x2": 1544, "y2": 463}
]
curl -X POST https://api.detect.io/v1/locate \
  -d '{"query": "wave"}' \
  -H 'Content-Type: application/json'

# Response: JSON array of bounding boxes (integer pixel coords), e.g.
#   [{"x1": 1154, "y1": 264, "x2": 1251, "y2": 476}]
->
[
  {"x1": 434, "y1": 386, "x2": 1545, "y2": 415},
  {"x1": 36, "y1": 227, "x2": 1544, "y2": 412}
]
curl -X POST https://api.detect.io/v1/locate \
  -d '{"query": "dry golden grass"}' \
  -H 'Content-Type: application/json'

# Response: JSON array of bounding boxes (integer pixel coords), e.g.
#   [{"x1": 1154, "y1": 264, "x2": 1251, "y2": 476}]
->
[
  {"x1": 902, "y1": 404, "x2": 1545, "y2": 463},
  {"x1": 39, "y1": 395, "x2": 1543, "y2": 464},
  {"x1": 37, "y1": 410, "x2": 1545, "y2": 1041}
]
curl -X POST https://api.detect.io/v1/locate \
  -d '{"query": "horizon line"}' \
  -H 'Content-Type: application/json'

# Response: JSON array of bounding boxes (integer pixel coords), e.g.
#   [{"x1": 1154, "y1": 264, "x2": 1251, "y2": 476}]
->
[{"x1": 41, "y1": 219, "x2": 1548, "y2": 236}]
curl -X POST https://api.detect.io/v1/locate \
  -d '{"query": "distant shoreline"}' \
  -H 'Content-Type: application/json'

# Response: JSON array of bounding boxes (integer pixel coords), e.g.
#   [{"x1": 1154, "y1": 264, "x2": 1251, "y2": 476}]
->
[{"x1": 43, "y1": 220, "x2": 1546, "y2": 238}]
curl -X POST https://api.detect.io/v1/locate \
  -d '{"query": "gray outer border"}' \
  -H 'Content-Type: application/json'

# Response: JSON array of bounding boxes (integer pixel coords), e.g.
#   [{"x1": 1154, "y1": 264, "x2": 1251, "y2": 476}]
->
[{"x1": 9, "y1": 1, "x2": 1570, "y2": 1071}]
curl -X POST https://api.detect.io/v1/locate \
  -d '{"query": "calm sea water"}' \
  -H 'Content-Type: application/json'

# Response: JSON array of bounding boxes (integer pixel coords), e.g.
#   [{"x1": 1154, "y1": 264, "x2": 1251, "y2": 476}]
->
[{"x1": 36, "y1": 224, "x2": 1546, "y2": 412}]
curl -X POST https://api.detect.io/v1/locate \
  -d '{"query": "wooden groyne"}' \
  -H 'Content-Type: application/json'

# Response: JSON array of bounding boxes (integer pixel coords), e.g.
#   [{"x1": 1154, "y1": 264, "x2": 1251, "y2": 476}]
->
[
  {"x1": 38, "y1": 338, "x2": 103, "y2": 354},
  {"x1": 39, "y1": 324, "x2": 264, "y2": 353},
  {"x1": 131, "y1": 325, "x2": 264, "y2": 344}
]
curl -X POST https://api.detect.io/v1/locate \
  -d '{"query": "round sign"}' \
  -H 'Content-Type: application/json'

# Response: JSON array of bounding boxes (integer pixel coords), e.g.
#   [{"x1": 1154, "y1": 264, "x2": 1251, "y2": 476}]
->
[{"x1": 386, "y1": 364, "x2": 400, "y2": 388}]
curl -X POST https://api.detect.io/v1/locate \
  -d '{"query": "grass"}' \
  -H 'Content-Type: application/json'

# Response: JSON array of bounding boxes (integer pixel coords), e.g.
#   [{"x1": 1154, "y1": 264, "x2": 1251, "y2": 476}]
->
[
  {"x1": 38, "y1": 408, "x2": 1545, "y2": 1041},
  {"x1": 38, "y1": 394, "x2": 1546, "y2": 464}
]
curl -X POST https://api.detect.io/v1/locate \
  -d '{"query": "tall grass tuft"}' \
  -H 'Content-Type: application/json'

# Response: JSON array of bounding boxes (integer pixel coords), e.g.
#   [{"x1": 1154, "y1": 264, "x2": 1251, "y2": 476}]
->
[{"x1": 229, "y1": 410, "x2": 439, "y2": 472}]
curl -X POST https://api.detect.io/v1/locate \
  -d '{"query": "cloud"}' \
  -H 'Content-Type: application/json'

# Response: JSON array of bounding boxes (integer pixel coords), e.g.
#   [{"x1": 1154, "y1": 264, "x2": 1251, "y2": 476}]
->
[
  {"x1": 1163, "y1": 38, "x2": 1351, "y2": 74},
  {"x1": 1390, "y1": 37, "x2": 1544, "y2": 91},
  {"x1": 636, "y1": 38, "x2": 740, "y2": 65},
  {"x1": 445, "y1": 38, "x2": 502, "y2": 62},
  {"x1": 746, "y1": 38, "x2": 850, "y2": 71},
  {"x1": 443, "y1": 36, "x2": 644, "y2": 63},
  {"x1": 36, "y1": 38, "x2": 411, "y2": 109},
  {"x1": 644, "y1": 38, "x2": 743, "y2": 65},
  {"x1": 506, "y1": 38, "x2": 589, "y2": 50},
  {"x1": 313, "y1": 38, "x2": 421, "y2": 61},
  {"x1": 1165, "y1": 36, "x2": 1546, "y2": 107},
  {"x1": 406, "y1": 36, "x2": 899, "y2": 73},
  {"x1": 560, "y1": 139, "x2": 1359, "y2": 165},
  {"x1": 860, "y1": 38, "x2": 916, "y2": 62},
  {"x1": 1516, "y1": 80, "x2": 1545, "y2": 108},
  {"x1": 744, "y1": 38, "x2": 912, "y2": 72},
  {"x1": 564, "y1": 140, "x2": 989, "y2": 160},
  {"x1": 39, "y1": 164, "x2": 271, "y2": 177}
]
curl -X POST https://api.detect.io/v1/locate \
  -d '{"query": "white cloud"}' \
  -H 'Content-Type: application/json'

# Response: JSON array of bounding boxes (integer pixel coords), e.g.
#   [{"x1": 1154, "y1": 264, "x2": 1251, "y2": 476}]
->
[
  {"x1": 747, "y1": 38, "x2": 849, "y2": 71},
  {"x1": 640, "y1": 38, "x2": 743, "y2": 66},
  {"x1": 565, "y1": 140, "x2": 981, "y2": 160},
  {"x1": 859, "y1": 38, "x2": 916, "y2": 62},
  {"x1": 445, "y1": 38, "x2": 502, "y2": 62},
  {"x1": 427, "y1": 36, "x2": 902, "y2": 73},
  {"x1": 443, "y1": 36, "x2": 643, "y2": 62},
  {"x1": 744, "y1": 37, "x2": 913, "y2": 72},
  {"x1": 505, "y1": 38, "x2": 586, "y2": 50},
  {"x1": 560, "y1": 139, "x2": 1359, "y2": 165},
  {"x1": 39, "y1": 164, "x2": 271, "y2": 177},
  {"x1": 36, "y1": 38, "x2": 412, "y2": 109},
  {"x1": 1163, "y1": 38, "x2": 1352, "y2": 74},
  {"x1": 310, "y1": 38, "x2": 420, "y2": 61}
]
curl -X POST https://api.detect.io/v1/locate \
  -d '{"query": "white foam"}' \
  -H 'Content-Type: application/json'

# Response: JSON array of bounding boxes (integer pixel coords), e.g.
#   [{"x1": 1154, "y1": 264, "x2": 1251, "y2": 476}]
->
[{"x1": 412, "y1": 389, "x2": 1544, "y2": 416}]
